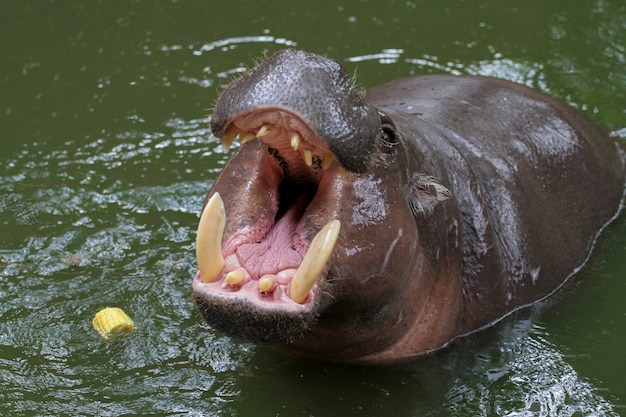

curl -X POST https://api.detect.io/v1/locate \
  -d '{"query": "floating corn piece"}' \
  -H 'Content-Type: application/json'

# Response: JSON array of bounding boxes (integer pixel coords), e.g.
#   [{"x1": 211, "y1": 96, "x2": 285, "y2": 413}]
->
[{"x1": 92, "y1": 307, "x2": 136, "y2": 340}]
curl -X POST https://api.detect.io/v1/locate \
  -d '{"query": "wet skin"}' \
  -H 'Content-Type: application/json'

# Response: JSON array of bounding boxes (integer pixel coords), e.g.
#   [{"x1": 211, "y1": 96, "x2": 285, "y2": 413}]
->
[{"x1": 193, "y1": 49, "x2": 625, "y2": 364}]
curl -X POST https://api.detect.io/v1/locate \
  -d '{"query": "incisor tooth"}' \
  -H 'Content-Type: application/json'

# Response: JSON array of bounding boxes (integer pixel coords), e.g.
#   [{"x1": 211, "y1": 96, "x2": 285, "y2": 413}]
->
[
  {"x1": 196, "y1": 193, "x2": 226, "y2": 283},
  {"x1": 222, "y1": 126, "x2": 239, "y2": 153},
  {"x1": 257, "y1": 125, "x2": 270, "y2": 138},
  {"x1": 226, "y1": 270, "x2": 245, "y2": 286},
  {"x1": 290, "y1": 220, "x2": 341, "y2": 304},
  {"x1": 258, "y1": 275, "x2": 275, "y2": 293},
  {"x1": 304, "y1": 149, "x2": 313, "y2": 166},
  {"x1": 241, "y1": 132, "x2": 256, "y2": 145},
  {"x1": 290, "y1": 133, "x2": 300, "y2": 151}
]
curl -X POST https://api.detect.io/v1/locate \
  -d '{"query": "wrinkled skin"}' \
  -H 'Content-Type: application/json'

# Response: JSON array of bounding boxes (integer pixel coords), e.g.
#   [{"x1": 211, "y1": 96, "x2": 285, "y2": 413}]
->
[{"x1": 193, "y1": 49, "x2": 625, "y2": 364}]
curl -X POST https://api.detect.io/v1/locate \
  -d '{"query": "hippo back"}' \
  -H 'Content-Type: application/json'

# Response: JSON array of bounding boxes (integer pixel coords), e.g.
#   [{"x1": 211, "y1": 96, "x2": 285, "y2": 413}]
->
[{"x1": 366, "y1": 75, "x2": 625, "y2": 330}]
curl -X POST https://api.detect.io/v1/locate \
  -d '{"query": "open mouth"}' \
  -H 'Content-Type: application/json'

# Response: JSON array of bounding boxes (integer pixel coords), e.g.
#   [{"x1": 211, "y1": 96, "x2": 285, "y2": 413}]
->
[{"x1": 194, "y1": 109, "x2": 343, "y2": 311}]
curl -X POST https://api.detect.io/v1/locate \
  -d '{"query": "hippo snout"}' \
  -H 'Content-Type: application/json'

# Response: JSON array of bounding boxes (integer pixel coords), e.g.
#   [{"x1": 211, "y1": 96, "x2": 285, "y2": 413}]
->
[{"x1": 210, "y1": 49, "x2": 382, "y2": 173}]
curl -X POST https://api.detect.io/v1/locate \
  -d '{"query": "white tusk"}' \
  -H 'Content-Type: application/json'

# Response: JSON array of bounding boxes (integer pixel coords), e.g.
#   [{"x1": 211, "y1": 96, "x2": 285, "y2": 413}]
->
[
  {"x1": 196, "y1": 193, "x2": 226, "y2": 283},
  {"x1": 290, "y1": 220, "x2": 341, "y2": 304}
]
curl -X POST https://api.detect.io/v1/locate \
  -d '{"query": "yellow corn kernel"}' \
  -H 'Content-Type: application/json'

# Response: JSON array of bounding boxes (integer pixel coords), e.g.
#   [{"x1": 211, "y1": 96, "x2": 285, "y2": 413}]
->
[{"x1": 92, "y1": 307, "x2": 135, "y2": 340}]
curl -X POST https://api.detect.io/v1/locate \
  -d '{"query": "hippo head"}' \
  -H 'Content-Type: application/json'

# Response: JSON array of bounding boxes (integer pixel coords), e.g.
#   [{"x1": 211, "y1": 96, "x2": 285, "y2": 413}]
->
[{"x1": 193, "y1": 49, "x2": 452, "y2": 362}]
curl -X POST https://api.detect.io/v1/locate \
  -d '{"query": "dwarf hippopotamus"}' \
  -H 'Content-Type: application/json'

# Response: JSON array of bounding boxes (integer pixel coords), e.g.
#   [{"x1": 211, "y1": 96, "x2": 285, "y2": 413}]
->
[{"x1": 192, "y1": 49, "x2": 625, "y2": 363}]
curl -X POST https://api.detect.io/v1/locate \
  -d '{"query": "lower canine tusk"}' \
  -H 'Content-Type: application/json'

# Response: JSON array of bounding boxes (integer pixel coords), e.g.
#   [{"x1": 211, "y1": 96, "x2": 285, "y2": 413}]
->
[
  {"x1": 290, "y1": 220, "x2": 341, "y2": 304},
  {"x1": 196, "y1": 193, "x2": 226, "y2": 283}
]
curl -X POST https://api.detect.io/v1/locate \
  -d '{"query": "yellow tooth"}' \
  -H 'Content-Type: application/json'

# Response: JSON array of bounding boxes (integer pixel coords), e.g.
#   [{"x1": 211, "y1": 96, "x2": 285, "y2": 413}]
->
[
  {"x1": 258, "y1": 275, "x2": 275, "y2": 293},
  {"x1": 322, "y1": 153, "x2": 334, "y2": 169},
  {"x1": 339, "y1": 166, "x2": 348, "y2": 177},
  {"x1": 225, "y1": 270, "x2": 245, "y2": 286},
  {"x1": 222, "y1": 126, "x2": 239, "y2": 153},
  {"x1": 290, "y1": 133, "x2": 301, "y2": 151},
  {"x1": 241, "y1": 132, "x2": 256, "y2": 145},
  {"x1": 304, "y1": 149, "x2": 313, "y2": 166},
  {"x1": 290, "y1": 220, "x2": 341, "y2": 304},
  {"x1": 196, "y1": 193, "x2": 226, "y2": 283},
  {"x1": 257, "y1": 125, "x2": 270, "y2": 138}
]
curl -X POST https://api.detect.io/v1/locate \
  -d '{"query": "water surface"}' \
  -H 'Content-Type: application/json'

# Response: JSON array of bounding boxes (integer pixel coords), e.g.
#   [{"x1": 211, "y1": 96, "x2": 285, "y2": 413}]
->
[{"x1": 1, "y1": 0, "x2": 625, "y2": 415}]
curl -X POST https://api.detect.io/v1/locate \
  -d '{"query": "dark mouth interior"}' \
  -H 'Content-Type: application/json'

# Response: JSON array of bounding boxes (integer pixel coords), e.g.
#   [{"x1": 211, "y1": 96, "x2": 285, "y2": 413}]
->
[
  {"x1": 266, "y1": 135, "x2": 321, "y2": 234},
  {"x1": 266, "y1": 142, "x2": 320, "y2": 209},
  {"x1": 275, "y1": 180, "x2": 316, "y2": 222},
  {"x1": 272, "y1": 143, "x2": 319, "y2": 224}
]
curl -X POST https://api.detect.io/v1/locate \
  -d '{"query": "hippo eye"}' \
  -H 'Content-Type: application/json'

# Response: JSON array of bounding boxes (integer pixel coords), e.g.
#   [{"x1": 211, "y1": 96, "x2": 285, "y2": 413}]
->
[
  {"x1": 382, "y1": 125, "x2": 397, "y2": 147},
  {"x1": 378, "y1": 110, "x2": 398, "y2": 152}
]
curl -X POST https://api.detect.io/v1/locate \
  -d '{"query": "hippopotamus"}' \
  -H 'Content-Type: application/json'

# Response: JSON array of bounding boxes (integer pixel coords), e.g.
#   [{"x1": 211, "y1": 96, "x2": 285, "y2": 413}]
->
[{"x1": 192, "y1": 49, "x2": 625, "y2": 363}]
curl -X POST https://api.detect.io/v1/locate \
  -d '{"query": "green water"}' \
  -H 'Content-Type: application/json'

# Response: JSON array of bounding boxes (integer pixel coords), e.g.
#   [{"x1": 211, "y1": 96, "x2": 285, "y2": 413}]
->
[{"x1": 1, "y1": 0, "x2": 625, "y2": 415}]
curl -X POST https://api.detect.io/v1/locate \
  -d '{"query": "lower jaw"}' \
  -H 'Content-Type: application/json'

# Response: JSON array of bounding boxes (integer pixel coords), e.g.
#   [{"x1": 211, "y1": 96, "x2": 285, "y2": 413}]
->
[
  {"x1": 193, "y1": 280, "x2": 320, "y2": 344},
  {"x1": 196, "y1": 191, "x2": 342, "y2": 305}
]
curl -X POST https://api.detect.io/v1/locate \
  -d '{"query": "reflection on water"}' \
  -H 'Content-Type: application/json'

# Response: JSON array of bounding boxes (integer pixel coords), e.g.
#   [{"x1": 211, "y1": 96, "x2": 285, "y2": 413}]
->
[
  {"x1": 442, "y1": 319, "x2": 619, "y2": 417},
  {"x1": 346, "y1": 47, "x2": 552, "y2": 99},
  {"x1": 191, "y1": 35, "x2": 297, "y2": 55}
]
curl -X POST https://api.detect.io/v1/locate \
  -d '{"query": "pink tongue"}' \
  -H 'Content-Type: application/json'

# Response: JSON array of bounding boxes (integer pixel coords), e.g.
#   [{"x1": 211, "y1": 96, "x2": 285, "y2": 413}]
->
[{"x1": 236, "y1": 195, "x2": 308, "y2": 279}]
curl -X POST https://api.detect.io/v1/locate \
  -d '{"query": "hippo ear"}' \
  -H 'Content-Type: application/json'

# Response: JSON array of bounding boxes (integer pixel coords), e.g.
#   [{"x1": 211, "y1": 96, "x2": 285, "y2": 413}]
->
[{"x1": 407, "y1": 173, "x2": 451, "y2": 216}]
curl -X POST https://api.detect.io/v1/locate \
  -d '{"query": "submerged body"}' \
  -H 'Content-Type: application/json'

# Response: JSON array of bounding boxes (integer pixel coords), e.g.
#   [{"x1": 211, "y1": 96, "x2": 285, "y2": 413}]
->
[{"x1": 193, "y1": 49, "x2": 624, "y2": 363}]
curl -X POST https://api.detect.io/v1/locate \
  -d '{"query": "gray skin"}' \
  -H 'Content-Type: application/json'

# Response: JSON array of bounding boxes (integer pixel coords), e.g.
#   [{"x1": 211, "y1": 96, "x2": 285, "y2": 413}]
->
[{"x1": 193, "y1": 49, "x2": 625, "y2": 363}]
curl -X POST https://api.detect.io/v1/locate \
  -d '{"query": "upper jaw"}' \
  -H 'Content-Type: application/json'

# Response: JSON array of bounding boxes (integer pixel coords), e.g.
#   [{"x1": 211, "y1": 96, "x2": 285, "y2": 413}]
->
[
  {"x1": 220, "y1": 108, "x2": 343, "y2": 180},
  {"x1": 210, "y1": 49, "x2": 383, "y2": 173}
]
